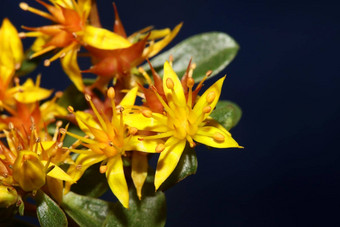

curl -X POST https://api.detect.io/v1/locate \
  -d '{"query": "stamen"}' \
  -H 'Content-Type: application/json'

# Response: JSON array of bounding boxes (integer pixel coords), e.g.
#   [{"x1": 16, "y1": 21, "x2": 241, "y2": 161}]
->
[
  {"x1": 150, "y1": 85, "x2": 176, "y2": 118},
  {"x1": 155, "y1": 143, "x2": 165, "y2": 153},
  {"x1": 67, "y1": 106, "x2": 74, "y2": 113},
  {"x1": 128, "y1": 127, "x2": 138, "y2": 135},
  {"x1": 186, "y1": 136, "x2": 196, "y2": 148},
  {"x1": 203, "y1": 106, "x2": 212, "y2": 114},
  {"x1": 166, "y1": 78, "x2": 174, "y2": 90},
  {"x1": 141, "y1": 131, "x2": 173, "y2": 140},
  {"x1": 138, "y1": 67, "x2": 153, "y2": 85},
  {"x1": 85, "y1": 94, "x2": 107, "y2": 131},
  {"x1": 142, "y1": 109, "x2": 152, "y2": 118},
  {"x1": 188, "y1": 63, "x2": 196, "y2": 78},
  {"x1": 213, "y1": 132, "x2": 225, "y2": 143},
  {"x1": 206, "y1": 92, "x2": 216, "y2": 104},
  {"x1": 107, "y1": 87, "x2": 115, "y2": 99},
  {"x1": 187, "y1": 77, "x2": 195, "y2": 108},
  {"x1": 99, "y1": 165, "x2": 107, "y2": 174},
  {"x1": 169, "y1": 55, "x2": 174, "y2": 66},
  {"x1": 29, "y1": 45, "x2": 56, "y2": 59},
  {"x1": 19, "y1": 2, "x2": 56, "y2": 22}
]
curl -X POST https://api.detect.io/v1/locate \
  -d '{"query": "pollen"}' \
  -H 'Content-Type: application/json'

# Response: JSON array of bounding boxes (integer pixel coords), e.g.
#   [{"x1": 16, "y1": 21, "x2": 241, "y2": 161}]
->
[
  {"x1": 206, "y1": 91, "x2": 216, "y2": 104},
  {"x1": 85, "y1": 94, "x2": 92, "y2": 101},
  {"x1": 166, "y1": 78, "x2": 174, "y2": 89},
  {"x1": 203, "y1": 106, "x2": 212, "y2": 113},
  {"x1": 142, "y1": 109, "x2": 152, "y2": 118},
  {"x1": 99, "y1": 165, "x2": 107, "y2": 174},
  {"x1": 128, "y1": 127, "x2": 138, "y2": 135},
  {"x1": 155, "y1": 143, "x2": 165, "y2": 153},
  {"x1": 107, "y1": 87, "x2": 115, "y2": 99},
  {"x1": 19, "y1": 2, "x2": 29, "y2": 11},
  {"x1": 213, "y1": 132, "x2": 225, "y2": 143}
]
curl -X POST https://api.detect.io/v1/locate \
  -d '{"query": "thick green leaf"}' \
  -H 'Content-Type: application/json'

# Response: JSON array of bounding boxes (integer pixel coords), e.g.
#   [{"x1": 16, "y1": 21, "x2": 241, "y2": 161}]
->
[
  {"x1": 142, "y1": 32, "x2": 239, "y2": 82},
  {"x1": 70, "y1": 163, "x2": 109, "y2": 198},
  {"x1": 35, "y1": 190, "x2": 67, "y2": 227},
  {"x1": 210, "y1": 100, "x2": 242, "y2": 130},
  {"x1": 159, "y1": 144, "x2": 197, "y2": 191},
  {"x1": 103, "y1": 170, "x2": 166, "y2": 227},
  {"x1": 62, "y1": 191, "x2": 112, "y2": 227}
]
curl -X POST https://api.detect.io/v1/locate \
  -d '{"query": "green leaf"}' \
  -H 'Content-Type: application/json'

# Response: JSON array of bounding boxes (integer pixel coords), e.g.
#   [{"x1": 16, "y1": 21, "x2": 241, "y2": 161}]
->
[
  {"x1": 159, "y1": 144, "x2": 197, "y2": 191},
  {"x1": 57, "y1": 83, "x2": 87, "y2": 110},
  {"x1": 62, "y1": 191, "x2": 112, "y2": 227},
  {"x1": 142, "y1": 32, "x2": 239, "y2": 82},
  {"x1": 103, "y1": 170, "x2": 166, "y2": 227},
  {"x1": 35, "y1": 190, "x2": 67, "y2": 227},
  {"x1": 16, "y1": 49, "x2": 42, "y2": 76},
  {"x1": 70, "y1": 163, "x2": 109, "y2": 198},
  {"x1": 210, "y1": 100, "x2": 242, "y2": 130}
]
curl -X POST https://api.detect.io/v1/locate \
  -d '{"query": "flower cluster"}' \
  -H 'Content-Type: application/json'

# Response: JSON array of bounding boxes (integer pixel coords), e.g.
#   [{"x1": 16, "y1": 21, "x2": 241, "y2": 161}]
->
[{"x1": 0, "y1": 1, "x2": 241, "y2": 222}]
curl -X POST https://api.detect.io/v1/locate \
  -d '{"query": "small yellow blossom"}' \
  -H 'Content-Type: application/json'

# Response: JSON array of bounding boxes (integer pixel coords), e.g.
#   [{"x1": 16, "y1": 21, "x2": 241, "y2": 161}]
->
[
  {"x1": 65, "y1": 87, "x2": 161, "y2": 208},
  {"x1": 125, "y1": 62, "x2": 242, "y2": 190}
]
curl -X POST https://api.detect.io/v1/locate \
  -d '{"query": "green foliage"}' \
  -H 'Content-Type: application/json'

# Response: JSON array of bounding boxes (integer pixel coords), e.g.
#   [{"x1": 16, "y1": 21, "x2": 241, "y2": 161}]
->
[
  {"x1": 16, "y1": 49, "x2": 42, "y2": 76},
  {"x1": 210, "y1": 100, "x2": 242, "y2": 130},
  {"x1": 35, "y1": 190, "x2": 68, "y2": 227},
  {"x1": 142, "y1": 32, "x2": 239, "y2": 82},
  {"x1": 159, "y1": 145, "x2": 197, "y2": 191}
]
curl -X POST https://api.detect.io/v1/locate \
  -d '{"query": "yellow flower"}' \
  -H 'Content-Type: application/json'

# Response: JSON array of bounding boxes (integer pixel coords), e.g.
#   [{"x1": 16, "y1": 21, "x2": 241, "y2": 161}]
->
[
  {"x1": 64, "y1": 87, "x2": 162, "y2": 208},
  {"x1": 0, "y1": 18, "x2": 24, "y2": 110},
  {"x1": 125, "y1": 62, "x2": 242, "y2": 190},
  {"x1": 0, "y1": 121, "x2": 73, "y2": 203}
]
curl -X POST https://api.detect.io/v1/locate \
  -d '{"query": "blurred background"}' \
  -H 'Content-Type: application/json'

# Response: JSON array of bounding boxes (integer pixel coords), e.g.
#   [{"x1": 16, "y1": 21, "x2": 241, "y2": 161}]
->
[{"x1": 2, "y1": 0, "x2": 340, "y2": 226}]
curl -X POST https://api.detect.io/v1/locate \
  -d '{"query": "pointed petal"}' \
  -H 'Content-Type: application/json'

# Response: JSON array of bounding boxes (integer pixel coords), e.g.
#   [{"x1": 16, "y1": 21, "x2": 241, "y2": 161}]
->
[
  {"x1": 155, "y1": 137, "x2": 186, "y2": 190},
  {"x1": 125, "y1": 135, "x2": 162, "y2": 153},
  {"x1": 106, "y1": 155, "x2": 129, "y2": 208},
  {"x1": 61, "y1": 46, "x2": 85, "y2": 92},
  {"x1": 131, "y1": 152, "x2": 148, "y2": 200},
  {"x1": 64, "y1": 154, "x2": 106, "y2": 193},
  {"x1": 82, "y1": 25, "x2": 131, "y2": 50},
  {"x1": 193, "y1": 76, "x2": 225, "y2": 120},
  {"x1": 42, "y1": 161, "x2": 74, "y2": 182},
  {"x1": 163, "y1": 61, "x2": 186, "y2": 107},
  {"x1": 13, "y1": 79, "x2": 52, "y2": 103},
  {"x1": 193, "y1": 125, "x2": 241, "y2": 148},
  {"x1": 124, "y1": 112, "x2": 168, "y2": 132},
  {"x1": 119, "y1": 86, "x2": 138, "y2": 107}
]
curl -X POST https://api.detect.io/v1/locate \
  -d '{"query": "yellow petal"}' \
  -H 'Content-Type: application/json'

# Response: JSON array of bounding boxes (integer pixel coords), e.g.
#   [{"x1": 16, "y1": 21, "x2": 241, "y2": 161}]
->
[
  {"x1": 34, "y1": 141, "x2": 55, "y2": 155},
  {"x1": 193, "y1": 125, "x2": 241, "y2": 148},
  {"x1": 125, "y1": 135, "x2": 162, "y2": 153},
  {"x1": 193, "y1": 76, "x2": 225, "y2": 120},
  {"x1": 42, "y1": 161, "x2": 74, "y2": 182},
  {"x1": 46, "y1": 176, "x2": 63, "y2": 204},
  {"x1": 124, "y1": 112, "x2": 168, "y2": 132},
  {"x1": 64, "y1": 153, "x2": 106, "y2": 193},
  {"x1": 75, "y1": 111, "x2": 101, "y2": 137},
  {"x1": 61, "y1": 46, "x2": 84, "y2": 92},
  {"x1": 78, "y1": 0, "x2": 92, "y2": 19},
  {"x1": 143, "y1": 23, "x2": 182, "y2": 58},
  {"x1": 106, "y1": 155, "x2": 129, "y2": 208},
  {"x1": 82, "y1": 25, "x2": 131, "y2": 50},
  {"x1": 163, "y1": 61, "x2": 186, "y2": 108},
  {"x1": 119, "y1": 86, "x2": 138, "y2": 108},
  {"x1": 0, "y1": 18, "x2": 23, "y2": 69},
  {"x1": 154, "y1": 137, "x2": 186, "y2": 190},
  {"x1": 131, "y1": 152, "x2": 148, "y2": 200},
  {"x1": 13, "y1": 78, "x2": 52, "y2": 103}
]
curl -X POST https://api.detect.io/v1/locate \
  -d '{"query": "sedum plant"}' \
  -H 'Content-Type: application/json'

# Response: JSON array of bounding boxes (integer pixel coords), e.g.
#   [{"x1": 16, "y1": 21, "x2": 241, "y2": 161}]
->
[{"x1": 0, "y1": 1, "x2": 242, "y2": 226}]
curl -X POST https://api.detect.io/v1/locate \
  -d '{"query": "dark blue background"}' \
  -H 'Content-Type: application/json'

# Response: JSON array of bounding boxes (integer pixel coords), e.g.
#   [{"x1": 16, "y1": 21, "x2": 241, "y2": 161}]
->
[{"x1": 2, "y1": 0, "x2": 340, "y2": 226}]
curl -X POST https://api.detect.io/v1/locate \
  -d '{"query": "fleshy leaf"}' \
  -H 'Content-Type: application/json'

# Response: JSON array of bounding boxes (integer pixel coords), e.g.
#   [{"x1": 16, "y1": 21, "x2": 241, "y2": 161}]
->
[
  {"x1": 142, "y1": 32, "x2": 239, "y2": 81},
  {"x1": 35, "y1": 190, "x2": 67, "y2": 227},
  {"x1": 209, "y1": 100, "x2": 242, "y2": 130},
  {"x1": 62, "y1": 191, "x2": 112, "y2": 227},
  {"x1": 159, "y1": 144, "x2": 197, "y2": 191},
  {"x1": 103, "y1": 169, "x2": 167, "y2": 227}
]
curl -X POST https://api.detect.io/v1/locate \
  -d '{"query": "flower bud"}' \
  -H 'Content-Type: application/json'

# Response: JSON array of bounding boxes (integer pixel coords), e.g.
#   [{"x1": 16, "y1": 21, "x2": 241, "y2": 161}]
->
[
  {"x1": 13, "y1": 151, "x2": 46, "y2": 192},
  {"x1": 0, "y1": 185, "x2": 18, "y2": 208}
]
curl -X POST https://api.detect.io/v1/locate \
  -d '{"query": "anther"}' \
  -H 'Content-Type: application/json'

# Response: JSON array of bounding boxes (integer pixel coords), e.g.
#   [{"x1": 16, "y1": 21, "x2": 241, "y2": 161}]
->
[
  {"x1": 155, "y1": 143, "x2": 165, "y2": 153},
  {"x1": 206, "y1": 91, "x2": 216, "y2": 104},
  {"x1": 44, "y1": 59, "x2": 50, "y2": 67},
  {"x1": 206, "y1": 70, "x2": 213, "y2": 77},
  {"x1": 85, "y1": 94, "x2": 92, "y2": 101},
  {"x1": 99, "y1": 165, "x2": 107, "y2": 174},
  {"x1": 59, "y1": 128, "x2": 66, "y2": 134},
  {"x1": 19, "y1": 2, "x2": 29, "y2": 10},
  {"x1": 213, "y1": 132, "x2": 225, "y2": 143},
  {"x1": 107, "y1": 87, "x2": 115, "y2": 99},
  {"x1": 67, "y1": 106, "x2": 74, "y2": 113},
  {"x1": 129, "y1": 127, "x2": 138, "y2": 135},
  {"x1": 203, "y1": 106, "x2": 212, "y2": 114},
  {"x1": 166, "y1": 78, "x2": 174, "y2": 89},
  {"x1": 187, "y1": 77, "x2": 195, "y2": 88},
  {"x1": 76, "y1": 164, "x2": 82, "y2": 170},
  {"x1": 142, "y1": 109, "x2": 152, "y2": 118},
  {"x1": 56, "y1": 121, "x2": 63, "y2": 128}
]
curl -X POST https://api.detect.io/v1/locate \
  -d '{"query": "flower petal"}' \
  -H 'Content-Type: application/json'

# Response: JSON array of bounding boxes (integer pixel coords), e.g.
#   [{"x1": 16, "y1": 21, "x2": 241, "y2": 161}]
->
[
  {"x1": 193, "y1": 76, "x2": 225, "y2": 120},
  {"x1": 163, "y1": 61, "x2": 186, "y2": 108},
  {"x1": 119, "y1": 86, "x2": 138, "y2": 108},
  {"x1": 106, "y1": 155, "x2": 129, "y2": 208},
  {"x1": 42, "y1": 161, "x2": 74, "y2": 182},
  {"x1": 131, "y1": 152, "x2": 148, "y2": 200},
  {"x1": 125, "y1": 135, "x2": 162, "y2": 153},
  {"x1": 61, "y1": 46, "x2": 84, "y2": 92},
  {"x1": 13, "y1": 79, "x2": 52, "y2": 103},
  {"x1": 124, "y1": 112, "x2": 168, "y2": 132},
  {"x1": 193, "y1": 125, "x2": 241, "y2": 148},
  {"x1": 154, "y1": 137, "x2": 186, "y2": 190},
  {"x1": 64, "y1": 154, "x2": 106, "y2": 193}
]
